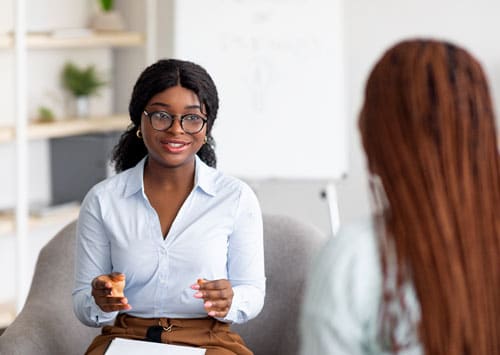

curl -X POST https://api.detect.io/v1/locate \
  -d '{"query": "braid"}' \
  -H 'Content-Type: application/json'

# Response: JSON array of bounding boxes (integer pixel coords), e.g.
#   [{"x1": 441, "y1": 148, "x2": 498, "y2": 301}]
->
[
  {"x1": 112, "y1": 125, "x2": 147, "y2": 173},
  {"x1": 197, "y1": 134, "x2": 217, "y2": 168}
]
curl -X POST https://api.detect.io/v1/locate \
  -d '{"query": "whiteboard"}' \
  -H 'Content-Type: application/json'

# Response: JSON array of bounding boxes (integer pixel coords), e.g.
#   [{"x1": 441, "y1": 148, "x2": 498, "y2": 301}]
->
[{"x1": 173, "y1": 0, "x2": 347, "y2": 179}]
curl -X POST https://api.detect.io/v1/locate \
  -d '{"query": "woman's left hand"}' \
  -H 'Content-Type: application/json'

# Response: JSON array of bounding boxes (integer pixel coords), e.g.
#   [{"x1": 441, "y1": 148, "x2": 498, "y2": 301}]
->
[{"x1": 192, "y1": 279, "x2": 234, "y2": 318}]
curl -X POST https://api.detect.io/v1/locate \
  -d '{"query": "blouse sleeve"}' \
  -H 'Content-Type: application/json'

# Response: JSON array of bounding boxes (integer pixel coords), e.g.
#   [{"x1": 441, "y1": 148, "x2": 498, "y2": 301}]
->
[
  {"x1": 219, "y1": 182, "x2": 266, "y2": 324},
  {"x1": 72, "y1": 187, "x2": 118, "y2": 327}
]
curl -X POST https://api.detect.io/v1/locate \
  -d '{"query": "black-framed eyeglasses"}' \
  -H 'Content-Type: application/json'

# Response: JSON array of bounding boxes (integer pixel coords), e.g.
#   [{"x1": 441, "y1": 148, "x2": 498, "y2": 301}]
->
[{"x1": 143, "y1": 110, "x2": 207, "y2": 134}]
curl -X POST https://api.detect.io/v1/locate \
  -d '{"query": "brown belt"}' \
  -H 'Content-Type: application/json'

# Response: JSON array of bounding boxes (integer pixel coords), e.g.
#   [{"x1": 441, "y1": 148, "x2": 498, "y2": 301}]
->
[{"x1": 111, "y1": 313, "x2": 230, "y2": 342}]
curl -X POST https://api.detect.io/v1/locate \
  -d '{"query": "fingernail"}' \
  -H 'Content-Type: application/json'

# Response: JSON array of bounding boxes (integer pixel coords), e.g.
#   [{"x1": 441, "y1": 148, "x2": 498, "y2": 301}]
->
[
  {"x1": 194, "y1": 292, "x2": 203, "y2": 298},
  {"x1": 204, "y1": 301, "x2": 212, "y2": 308},
  {"x1": 190, "y1": 284, "x2": 200, "y2": 290},
  {"x1": 208, "y1": 311, "x2": 216, "y2": 317}
]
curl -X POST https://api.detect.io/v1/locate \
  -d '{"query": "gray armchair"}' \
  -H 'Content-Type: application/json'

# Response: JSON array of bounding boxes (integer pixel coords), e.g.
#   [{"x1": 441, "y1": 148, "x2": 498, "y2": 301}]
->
[{"x1": 0, "y1": 214, "x2": 326, "y2": 355}]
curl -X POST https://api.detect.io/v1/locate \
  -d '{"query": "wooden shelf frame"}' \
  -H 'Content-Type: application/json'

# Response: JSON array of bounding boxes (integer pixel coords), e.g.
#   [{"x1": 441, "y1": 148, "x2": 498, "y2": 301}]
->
[
  {"x1": 0, "y1": 114, "x2": 130, "y2": 143},
  {"x1": 0, "y1": 203, "x2": 80, "y2": 238},
  {"x1": 0, "y1": 31, "x2": 144, "y2": 49}
]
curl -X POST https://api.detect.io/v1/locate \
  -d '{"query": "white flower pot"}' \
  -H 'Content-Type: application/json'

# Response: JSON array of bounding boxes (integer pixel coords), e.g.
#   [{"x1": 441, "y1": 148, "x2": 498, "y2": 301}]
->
[
  {"x1": 90, "y1": 10, "x2": 125, "y2": 32},
  {"x1": 76, "y1": 96, "x2": 90, "y2": 118}
]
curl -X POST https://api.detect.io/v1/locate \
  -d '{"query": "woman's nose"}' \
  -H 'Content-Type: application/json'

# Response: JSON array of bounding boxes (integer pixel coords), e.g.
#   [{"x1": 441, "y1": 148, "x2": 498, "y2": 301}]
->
[{"x1": 168, "y1": 116, "x2": 184, "y2": 133}]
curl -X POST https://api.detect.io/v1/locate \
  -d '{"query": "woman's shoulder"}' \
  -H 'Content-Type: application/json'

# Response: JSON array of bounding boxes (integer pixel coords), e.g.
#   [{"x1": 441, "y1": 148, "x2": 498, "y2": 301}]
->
[
  {"x1": 320, "y1": 218, "x2": 378, "y2": 268},
  {"x1": 305, "y1": 217, "x2": 382, "y2": 321}
]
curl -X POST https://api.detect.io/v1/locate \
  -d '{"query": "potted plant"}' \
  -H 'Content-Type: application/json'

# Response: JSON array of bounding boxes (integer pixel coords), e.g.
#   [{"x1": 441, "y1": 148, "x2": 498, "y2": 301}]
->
[
  {"x1": 36, "y1": 106, "x2": 55, "y2": 123},
  {"x1": 61, "y1": 62, "x2": 106, "y2": 118},
  {"x1": 90, "y1": 0, "x2": 125, "y2": 32}
]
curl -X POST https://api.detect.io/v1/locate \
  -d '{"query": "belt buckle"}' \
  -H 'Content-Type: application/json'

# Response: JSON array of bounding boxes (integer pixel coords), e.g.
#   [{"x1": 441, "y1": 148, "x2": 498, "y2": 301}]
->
[{"x1": 159, "y1": 320, "x2": 173, "y2": 332}]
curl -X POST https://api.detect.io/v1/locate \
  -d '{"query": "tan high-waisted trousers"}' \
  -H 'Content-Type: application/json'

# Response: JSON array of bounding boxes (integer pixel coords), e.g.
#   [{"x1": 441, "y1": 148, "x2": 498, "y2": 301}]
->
[{"x1": 85, "y1": 314, "x2": 253, "y2": 355}]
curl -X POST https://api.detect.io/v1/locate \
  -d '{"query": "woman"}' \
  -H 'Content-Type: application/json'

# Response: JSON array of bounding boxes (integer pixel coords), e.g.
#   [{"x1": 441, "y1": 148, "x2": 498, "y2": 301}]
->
[
  {"x1": 300, "y1": 39, "x2": 500, "y2": 354},
  {"x1": 73, "y1": 59, "x2": 265, "y2": 355}
]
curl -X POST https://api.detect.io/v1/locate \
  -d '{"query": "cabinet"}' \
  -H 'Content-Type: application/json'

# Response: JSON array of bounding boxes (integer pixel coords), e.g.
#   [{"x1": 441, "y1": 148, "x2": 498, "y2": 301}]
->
[{"x1": 0, "y1": 0, "x2": 159, "y2": 326}]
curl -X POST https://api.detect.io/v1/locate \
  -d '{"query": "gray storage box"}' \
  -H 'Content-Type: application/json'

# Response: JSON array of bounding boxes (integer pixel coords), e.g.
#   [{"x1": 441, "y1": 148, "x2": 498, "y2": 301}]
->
[{"x1": 49, "y1": 131, "x2": 121, "y2": 205}]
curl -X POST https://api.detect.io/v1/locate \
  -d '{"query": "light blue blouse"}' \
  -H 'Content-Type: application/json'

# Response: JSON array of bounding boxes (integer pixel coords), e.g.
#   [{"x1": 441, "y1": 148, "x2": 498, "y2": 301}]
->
[
  {"x1": 300, "y1": 219, "x2": 422, "y2": 355},
  {"x1": 73, "y1": 156, "x2": 265, "y2": 327}
]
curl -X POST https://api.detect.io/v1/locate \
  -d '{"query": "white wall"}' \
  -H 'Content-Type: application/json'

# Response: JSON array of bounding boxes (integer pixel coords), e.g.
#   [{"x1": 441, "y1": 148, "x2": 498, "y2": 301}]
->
[{"x1": 337, "y1": 0, "x2": 500, "y2": 225}]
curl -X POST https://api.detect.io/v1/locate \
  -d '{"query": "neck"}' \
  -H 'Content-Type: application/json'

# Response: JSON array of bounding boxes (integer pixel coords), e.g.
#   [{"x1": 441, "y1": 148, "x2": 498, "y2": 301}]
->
[{"x1": 143, "y1": 157, "x2": 196, "y2": 192}]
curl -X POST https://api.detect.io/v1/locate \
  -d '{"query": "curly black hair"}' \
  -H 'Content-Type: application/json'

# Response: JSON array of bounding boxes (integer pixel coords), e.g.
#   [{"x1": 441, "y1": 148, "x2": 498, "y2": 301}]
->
[{"x1": 112, "y1": 59, "x2": 219, "y2": 172}]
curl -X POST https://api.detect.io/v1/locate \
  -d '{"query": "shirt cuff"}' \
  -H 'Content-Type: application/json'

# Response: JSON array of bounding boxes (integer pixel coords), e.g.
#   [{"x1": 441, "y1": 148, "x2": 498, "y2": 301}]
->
[
  {"x1": 88, "y1": 293, "x2": 119, "y2": 326},
  {"x1": 216, "y1": 287, "x2": 246, "y2": 324}
]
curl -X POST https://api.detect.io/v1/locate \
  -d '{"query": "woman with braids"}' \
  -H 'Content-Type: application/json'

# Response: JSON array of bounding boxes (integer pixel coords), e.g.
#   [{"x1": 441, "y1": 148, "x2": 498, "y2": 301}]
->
[
  {"x1": 300, "y1": 39, "x2": 500, "y2": 354},
  {"x1": 73, "y1": 59, "x2": 265, "y2": 355}
]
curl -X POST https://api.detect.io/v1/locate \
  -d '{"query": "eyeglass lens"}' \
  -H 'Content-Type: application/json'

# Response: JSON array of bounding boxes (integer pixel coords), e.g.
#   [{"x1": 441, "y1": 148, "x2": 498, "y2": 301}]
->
[{"x1": 148, "y1": 111, "x2": 205, "y2": 134}]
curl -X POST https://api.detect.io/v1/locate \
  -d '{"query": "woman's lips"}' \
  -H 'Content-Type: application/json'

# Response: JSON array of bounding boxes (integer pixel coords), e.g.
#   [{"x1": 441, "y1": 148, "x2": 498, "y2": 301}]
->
[{"x1": 160, "y1": 140, "x2": 191, "y2": 153}]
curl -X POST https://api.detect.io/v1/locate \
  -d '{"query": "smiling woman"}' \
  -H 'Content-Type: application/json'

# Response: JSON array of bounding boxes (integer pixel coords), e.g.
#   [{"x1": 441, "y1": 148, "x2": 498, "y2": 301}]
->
[{"x1": 72, "y1": 59, "x2": 266, "y2": 355}]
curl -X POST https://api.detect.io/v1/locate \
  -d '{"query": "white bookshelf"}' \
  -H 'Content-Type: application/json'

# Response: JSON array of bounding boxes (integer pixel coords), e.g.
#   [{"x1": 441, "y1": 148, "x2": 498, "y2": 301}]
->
[{"x1": 1, "y1": 0, "x2": 159, "y2": 319}]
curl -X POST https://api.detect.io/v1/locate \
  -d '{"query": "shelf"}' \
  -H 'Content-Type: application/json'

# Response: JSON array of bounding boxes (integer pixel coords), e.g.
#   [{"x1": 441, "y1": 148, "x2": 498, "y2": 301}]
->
[
  {"x1": 0, "y1": 31, "x2": 144, "y2": 49},
  {"x1": 0, "y1": 203, "x2": 80, "y2": 238},
  {"x1": 0, "y1": 114, "x2": 130, "y2": 143},
  {"x1": 0, "y1": 125, "x2": 12, "y2": 143}
]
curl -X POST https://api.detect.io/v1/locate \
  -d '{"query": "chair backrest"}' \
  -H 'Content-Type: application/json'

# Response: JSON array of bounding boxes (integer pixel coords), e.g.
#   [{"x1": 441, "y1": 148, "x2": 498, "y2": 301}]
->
[
  {"x1": 0, "y1": 214, "x2": 326, "y2": 355},
  {"x1": 232, "y1": 214, "x2": 326, "y2": 355},
  {"x1": 0, "y1": 221, "x2": 100, "y2": 355}
]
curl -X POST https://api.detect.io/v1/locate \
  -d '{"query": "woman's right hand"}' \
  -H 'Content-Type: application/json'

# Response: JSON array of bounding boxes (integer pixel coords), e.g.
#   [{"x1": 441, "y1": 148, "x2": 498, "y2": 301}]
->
[{"x1": 91, "y1": 272, "x2": 132, "y2": 312}]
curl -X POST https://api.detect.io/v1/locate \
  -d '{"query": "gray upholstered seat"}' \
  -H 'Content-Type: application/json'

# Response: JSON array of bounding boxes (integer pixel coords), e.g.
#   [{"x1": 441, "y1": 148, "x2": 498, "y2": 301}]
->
[
  {"x1": 0, "y1": 214, "x2": 326, "y2": 355},
  {"x1": 0, "y1": 221, "x2": 99, "y2": 355}
]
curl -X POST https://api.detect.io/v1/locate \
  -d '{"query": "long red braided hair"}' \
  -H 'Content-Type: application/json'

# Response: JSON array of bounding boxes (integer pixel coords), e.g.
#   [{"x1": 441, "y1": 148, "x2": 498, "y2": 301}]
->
[{"x1": 359, "y1": 39, "x2": 500, "y2": 354}]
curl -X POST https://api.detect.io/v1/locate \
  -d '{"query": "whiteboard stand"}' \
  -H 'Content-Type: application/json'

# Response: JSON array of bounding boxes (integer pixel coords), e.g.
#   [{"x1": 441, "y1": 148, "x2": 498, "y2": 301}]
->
[{"x1": 325, "y1": 182, "x2": 340, "y2": 236}]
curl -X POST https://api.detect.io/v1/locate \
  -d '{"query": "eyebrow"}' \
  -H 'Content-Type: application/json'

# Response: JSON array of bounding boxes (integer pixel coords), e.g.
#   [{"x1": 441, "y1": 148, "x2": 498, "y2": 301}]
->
[{"x1": 149, "y1": 102, "x2": 202, "y2": 110}]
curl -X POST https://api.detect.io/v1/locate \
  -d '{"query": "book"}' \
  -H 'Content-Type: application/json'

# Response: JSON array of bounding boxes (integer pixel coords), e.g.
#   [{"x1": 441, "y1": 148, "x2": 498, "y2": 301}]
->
[{"x1": 105, "y1": 337, "x2": 206, "y2": 355}]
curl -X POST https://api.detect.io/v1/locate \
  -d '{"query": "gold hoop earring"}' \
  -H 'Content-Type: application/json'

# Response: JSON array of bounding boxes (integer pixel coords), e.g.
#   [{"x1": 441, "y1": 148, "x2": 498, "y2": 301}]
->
[
  {"x1": 136, "y1": 129, "x2": 142, "y2": 139},
  {"x1": 204, "y1": 135, "x2": 208, "y2": 144}
]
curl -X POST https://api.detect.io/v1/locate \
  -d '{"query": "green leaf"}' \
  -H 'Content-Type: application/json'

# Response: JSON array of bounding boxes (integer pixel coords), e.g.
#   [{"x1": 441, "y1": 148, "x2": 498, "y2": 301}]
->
[
  {"x1": 61, "y1": 62, "x2": 106, "y2": 97},
  {"x1": 37, "y1": 106, "x2": 55, "y2": 123},
  {"x1": 100, "y1": 0, "x2": 114, "y2": 12}
]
